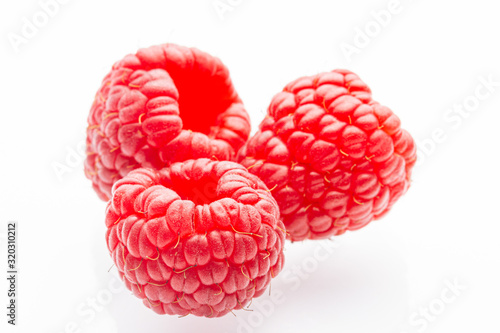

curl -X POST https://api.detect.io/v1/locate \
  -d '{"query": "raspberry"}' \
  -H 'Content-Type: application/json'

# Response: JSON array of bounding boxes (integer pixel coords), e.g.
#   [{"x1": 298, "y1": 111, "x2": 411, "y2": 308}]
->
[
  {"x1": 238, "y1": 69, "x2": 416, "y2": 241},
  {"x1": 105, "y1": 158, "x2": 285, "y2": 317},
  {"x1": 85, "y1": 44, "x2": 251, "y2": 201}
]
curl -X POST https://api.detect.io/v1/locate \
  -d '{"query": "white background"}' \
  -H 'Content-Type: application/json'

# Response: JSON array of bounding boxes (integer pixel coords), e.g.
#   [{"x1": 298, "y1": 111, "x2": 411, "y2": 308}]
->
[{"x1": 1, "y1": 0, "x2": 499, "y2": 332}]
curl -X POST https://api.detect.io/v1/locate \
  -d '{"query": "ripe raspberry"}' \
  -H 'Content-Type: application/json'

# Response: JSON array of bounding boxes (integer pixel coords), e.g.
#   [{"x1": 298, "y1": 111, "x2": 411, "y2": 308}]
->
[
  {"x1": 85, "y1": 44, "x2": 251, "y2": 201},
  {"x1": 238, "y1": 69, "x2": 416, "y2": 241},
  {"x1": 105, "y1": 159, "x2": 285, "y2": 317}
]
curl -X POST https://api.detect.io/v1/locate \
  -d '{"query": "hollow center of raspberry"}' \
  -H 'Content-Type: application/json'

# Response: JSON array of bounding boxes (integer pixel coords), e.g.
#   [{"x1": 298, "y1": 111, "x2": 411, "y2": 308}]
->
[
  {"x1": 171, "y1": 174, "x2": 220, "y2": 205},
  {"x1": 168, "y1": 66, "x2": 235, "y2": 136}
]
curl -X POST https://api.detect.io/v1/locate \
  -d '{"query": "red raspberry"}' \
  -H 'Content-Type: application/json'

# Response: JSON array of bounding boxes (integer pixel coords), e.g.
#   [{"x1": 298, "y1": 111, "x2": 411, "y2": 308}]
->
[
  {"x1": 85, "y1": 44, "x2": 251, "y2": 201},
  {"x1": 238, "y1": 69, "x2": 416, "y2": 241},
  {"x1": 105, "y1": 159, "x2": 285, "y2": 317}
]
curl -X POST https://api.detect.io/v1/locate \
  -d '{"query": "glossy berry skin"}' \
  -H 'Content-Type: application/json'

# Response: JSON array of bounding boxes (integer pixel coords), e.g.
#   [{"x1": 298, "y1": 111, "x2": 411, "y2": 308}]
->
[
  {"x1": 85, "y1": 44, "x2": 251, "y2": 201},
  {"x1": 238, "y1": 69, "x2": 416, "y2": 241},
  {"x1": 105, "y1": 159, "x2": 285, "y2": 317}
]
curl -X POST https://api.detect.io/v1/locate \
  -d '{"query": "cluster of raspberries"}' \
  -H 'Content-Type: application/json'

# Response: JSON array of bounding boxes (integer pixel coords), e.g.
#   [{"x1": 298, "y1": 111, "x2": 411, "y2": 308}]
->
[{"x1": 85, "y1": 43, "x2": 416, "y2": 318}]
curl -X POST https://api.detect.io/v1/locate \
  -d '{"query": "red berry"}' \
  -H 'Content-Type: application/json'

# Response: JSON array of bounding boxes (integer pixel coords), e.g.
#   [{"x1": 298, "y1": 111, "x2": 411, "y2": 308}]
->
[
  {"x1": 238, "y1": 69, "x2": 416, "y2": 241},
  {"x1": 105, "y1": 158, "x2": 285, "y2": 317},
  {"x1": 85, "y1": 44, "x2": 251, "y2": 201}
]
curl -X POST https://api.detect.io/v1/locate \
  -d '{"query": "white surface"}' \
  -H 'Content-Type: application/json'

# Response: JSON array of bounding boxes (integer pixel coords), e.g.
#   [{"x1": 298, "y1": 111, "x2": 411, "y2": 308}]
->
[{"x1": 1, "y1": 0, "x2": 499, "y2": 332}]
